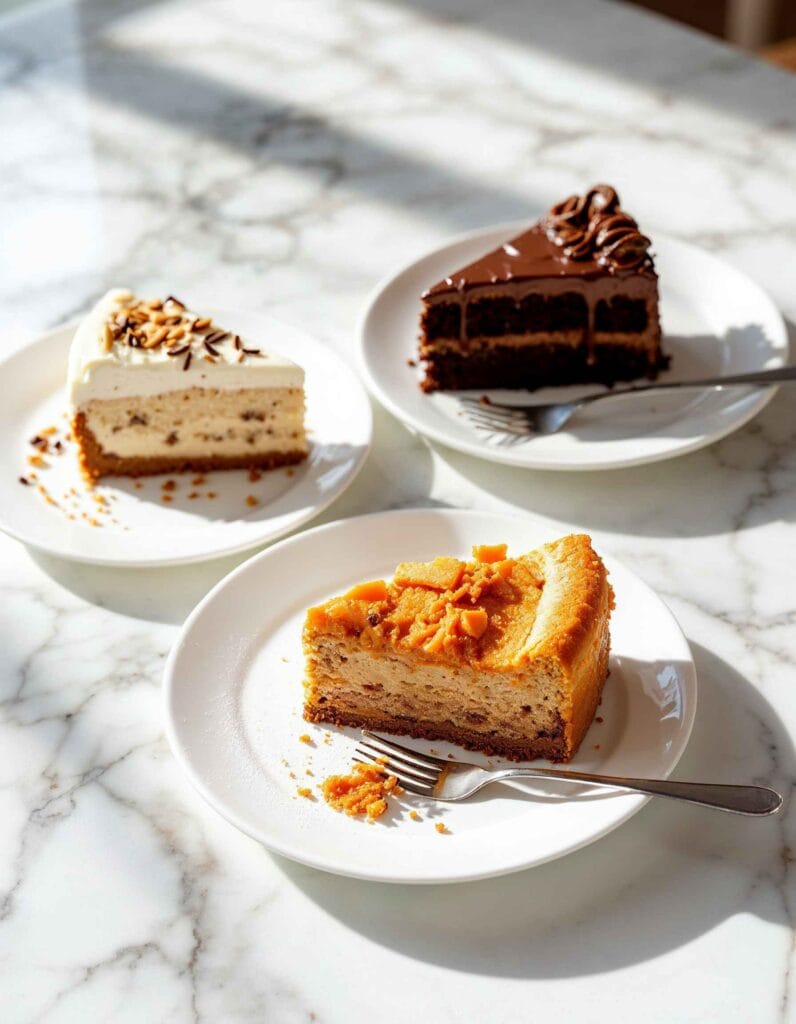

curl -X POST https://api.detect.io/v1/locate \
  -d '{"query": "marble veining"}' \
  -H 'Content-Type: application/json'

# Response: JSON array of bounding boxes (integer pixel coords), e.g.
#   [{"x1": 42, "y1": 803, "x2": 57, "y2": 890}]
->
[{"x1": 1, "y1": 0, "x2": 796, "y2": 1020}]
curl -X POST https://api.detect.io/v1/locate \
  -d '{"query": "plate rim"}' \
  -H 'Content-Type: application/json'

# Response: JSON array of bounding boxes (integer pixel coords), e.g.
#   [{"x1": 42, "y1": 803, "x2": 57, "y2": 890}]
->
[
  {"x1": 0, "y1": 314, "x2": 373, "y2": 567},
  {"x1": 163, "y1": 507, "x2": 698, "y2": 884},
  {"x1": 356, "y1": 223, "x2": 788, "y2": 471}
]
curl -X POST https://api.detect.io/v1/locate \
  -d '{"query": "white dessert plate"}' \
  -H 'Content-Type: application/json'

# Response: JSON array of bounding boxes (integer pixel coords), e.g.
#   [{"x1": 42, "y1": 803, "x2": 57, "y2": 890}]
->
[
  {"x1": 164, "y1": 508, "x2": 697, "y2": 884},
  {"x1": 0, "y1": 310, "x2": 371, "y2": 566},
  {"x1": 358, "y1": 225, "x2": 788, "y2": 471}
]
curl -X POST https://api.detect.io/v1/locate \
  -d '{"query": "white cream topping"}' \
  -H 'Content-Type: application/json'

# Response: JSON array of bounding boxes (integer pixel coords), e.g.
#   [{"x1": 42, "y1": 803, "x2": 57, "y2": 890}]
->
[{"x1": 67, "y1": 289, "x2": 304, "y2": 407}]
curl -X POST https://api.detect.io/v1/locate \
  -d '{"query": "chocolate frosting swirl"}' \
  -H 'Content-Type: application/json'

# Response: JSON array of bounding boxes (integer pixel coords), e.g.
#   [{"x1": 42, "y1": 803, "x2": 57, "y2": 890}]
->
[{"x1": 544, "y1": 185, "x2": 651, "y2": 271}]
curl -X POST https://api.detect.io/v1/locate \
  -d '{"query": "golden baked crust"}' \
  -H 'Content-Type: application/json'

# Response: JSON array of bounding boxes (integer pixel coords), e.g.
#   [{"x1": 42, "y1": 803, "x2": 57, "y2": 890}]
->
[{"x1": 303, "y1": 535, "x2": 613, "y2": 762}]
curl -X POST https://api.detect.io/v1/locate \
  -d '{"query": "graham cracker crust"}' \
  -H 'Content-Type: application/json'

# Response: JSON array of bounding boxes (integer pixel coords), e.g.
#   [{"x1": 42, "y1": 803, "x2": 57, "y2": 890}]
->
[
  {"x1": 72, "y1": 412, "x2": 307, "y2": 481},
  {"x1": 304, "y1": 702, "x2": 569, "y2": 763}
]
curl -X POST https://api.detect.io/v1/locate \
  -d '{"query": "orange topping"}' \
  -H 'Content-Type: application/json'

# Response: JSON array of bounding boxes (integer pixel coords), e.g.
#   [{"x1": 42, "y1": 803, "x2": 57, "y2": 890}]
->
[
  {"x1": 495, "y1": 558, "x2": 516, "y2": 579},
  {"x1": 305, "y1": 605, "x2": 328, "y2": 629},
  {"x1": 472, "y1": 544, "x2": 508, "y2": 563},
  {"x1": 394, "y1": 557, "x2": 464, "y2": 591},
  {"x1": 460, "y1": 608, "x2": 489, "y2": 639},
  {"x1": 321, "y1": 762, "x2": 398, "y2": 819},
  {"x1": 345, "y1": 579, "x2": 388, "y2": 602}
]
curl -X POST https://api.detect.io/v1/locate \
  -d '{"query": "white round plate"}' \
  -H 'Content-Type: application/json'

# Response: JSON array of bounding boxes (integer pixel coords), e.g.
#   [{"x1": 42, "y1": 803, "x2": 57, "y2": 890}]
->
[
  {"x1": 164, "y1": 508, "x2": 697, "y2": 884},
  {"x1": 0, "y1": 310, "x2": 371, "y2": 566},
  {"x1": 358, "y1": 225, "x2": 788, "y2": 470}
]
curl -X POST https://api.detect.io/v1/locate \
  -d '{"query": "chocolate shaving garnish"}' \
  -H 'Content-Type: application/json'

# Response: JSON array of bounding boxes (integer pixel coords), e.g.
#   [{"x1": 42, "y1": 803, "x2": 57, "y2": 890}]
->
[
  {"x1": 234, "y1": 334, "x2": 242, "y2": 350},
  {"x1": 183, "y1": 351, "x2": 192, "y2": 371},
  {"x1": 30, "y1": 435, "x2": 47, "y2": 449},
  {"x1": 18, "y1": 476, "x2": 29, "y2": 486},
  {"x1": 204, "y1": 330, "x2": 229, "y2": 346},
  {"x1": 164, "y1": 295, "x2": 185, "y2": 309},
  {"x1": 241, "y1": 347, "x2": 261, "y2": 355},
  {"x1": 203, "y1": 339, "x2": 220, "y2": 357},
  {"x1": 54, "y1": 440, "x2": 63, "y2": 452},
  {"x1": 167, "y1": 345, "x2": 190, "y2": 356}
]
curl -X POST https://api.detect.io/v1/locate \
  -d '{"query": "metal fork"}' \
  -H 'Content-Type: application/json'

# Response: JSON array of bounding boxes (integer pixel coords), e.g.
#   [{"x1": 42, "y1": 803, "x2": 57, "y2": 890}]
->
[
  {"x1": 354, "y1": 731, "x2": 782, "y2": 816},
  {"x1": 460, "y1": 365, "x2": 796, "y2": 437}
]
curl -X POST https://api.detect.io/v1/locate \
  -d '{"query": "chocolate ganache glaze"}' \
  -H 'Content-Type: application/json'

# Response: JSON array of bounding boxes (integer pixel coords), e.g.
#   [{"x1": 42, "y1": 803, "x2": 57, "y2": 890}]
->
[
  {"x1": 544, "y1": 185, "x2": 652, "y2": 270},
  {"x1": 423, "y1": 184, "x2": 655, "y2": 298}
]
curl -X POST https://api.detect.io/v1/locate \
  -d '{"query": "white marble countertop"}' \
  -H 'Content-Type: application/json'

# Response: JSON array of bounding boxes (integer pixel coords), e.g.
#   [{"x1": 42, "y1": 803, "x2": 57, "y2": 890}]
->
[{"x1": 1, "y1": 0, "x2": 796, "y2": 1020}]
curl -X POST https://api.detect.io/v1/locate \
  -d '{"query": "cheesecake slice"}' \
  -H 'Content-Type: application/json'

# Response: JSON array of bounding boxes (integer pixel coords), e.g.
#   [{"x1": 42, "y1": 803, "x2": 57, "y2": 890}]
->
[
  {"x1": 68, "y1": 288, "x2": 308, "y2": 480},
  {"x1": 419, "y1": 184, "x2": 666, "y2": 391},
  {"x1": 303, "y1": 535, "x2": 613, "y2": 763}
]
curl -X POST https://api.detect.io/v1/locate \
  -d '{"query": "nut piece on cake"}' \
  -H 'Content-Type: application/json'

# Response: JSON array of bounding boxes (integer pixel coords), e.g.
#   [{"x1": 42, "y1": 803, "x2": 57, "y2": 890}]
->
[
  {"x1": 419, "y1": 184, "x2": 666, "y2": 391},
  {"x1": 67, "y1": 289, "x2": 308, "y2": 480},
  {"x1": 302, "y1": 535, "x2": 614, "y2": 763}
]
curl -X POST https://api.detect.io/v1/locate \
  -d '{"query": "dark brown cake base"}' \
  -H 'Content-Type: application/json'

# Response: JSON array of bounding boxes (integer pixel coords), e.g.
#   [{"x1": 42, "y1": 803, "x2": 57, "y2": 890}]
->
[
  {"x1": 304, "y1": 701, "x2": 570, "y2": 763},
  {"x1": 421, "y1": 342, "x2": 669, "y2": 393},
  {"x1": 72, "y1": 413, "x2": 307, "y2": 482}
]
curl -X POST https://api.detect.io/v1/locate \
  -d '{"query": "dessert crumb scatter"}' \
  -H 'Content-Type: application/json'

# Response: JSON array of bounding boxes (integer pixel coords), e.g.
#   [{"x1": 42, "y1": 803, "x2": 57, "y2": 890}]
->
[
  {"x1": 248, "y1": 468, "x2": 262, "y2": 482},
  {"x1": 595, "y1": 716, "x2": 604, "y2": 724},
  {"x1": 321, "y1": 762, "x2": 398, "y2": 820},
  {"x1": 409, "y1": 810, "x2": 421, "y2": 822},
  {"x1": 162, "y1": 479, "x2": 176, "y2": 491},
  {"x1": 299, "y1": 733, "x2": 312, "y2": 745},
  {"x1": 297, "y1": 787, "x2": 314, "y2": 799},
  {"x1": 207, "y1": 491, "x2": 217, "y2": 499},
  {"x1": 134, "y1": 481, "x2": 144, "y2": 489},
  {"x1": 286, "y1": 468, "x2": 295, "y2": 477},
  {"x1": 435, "y1": 822, "x2": 448, "y2": 834},
  {"x1": 161, "y1": 494, "x2": 173, "y2": 503},
  {"x1": 192, "y1": 475, "x2": 206, "y2": 485},
  {"x1": 245, "y1": 494, "x2": 259, "y2": 507}
]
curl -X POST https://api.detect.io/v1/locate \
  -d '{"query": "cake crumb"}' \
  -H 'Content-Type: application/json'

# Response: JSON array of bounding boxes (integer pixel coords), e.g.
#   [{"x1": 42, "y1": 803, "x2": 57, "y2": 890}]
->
[
  {"x1": 245, "y1": 494, "x2": 259, "y2": 507},
  {"x1": 248, "y1": 468, "x2": 262, "y2": 482},
  {"x1": 134, "y1": 481, "x2": 144, "y2": 489},
  {"x1": 18, "y1": 476, "x2": 29, "y2": 486},
  {"x1": 321, "y1": 762, "x2": 398, "y2": 820},
  {"x1": 409, "y1": 810, "x2": 421, "y2": 822},
  {"x1": 188, "y1": 491, "x2": 199, "y2": 500},
  {"x1": 299, "y1": 733, "x2": 313, "y2": 745},
  {"x1": 435, "y1": 822, "x2": 448, "y2": 834},
  {"x1": 595, "y1": 716, "x2": 604, "y2": 724},
  {"x1": 192, "y1": 475, "x2": 206, "y2": 485},
  {"x1": 207, "y1": 491, "x2": 217, "y2": 499},
  {"x1": 161, "y1": 494, "x2": 173, "y2": 503},
  {"x1": 593, "y1": 744, "x2": 601, "y2": 751},
  {"x1": 27, "y1": 454, "x2": 47, "y2": 468},
  {"x1": 297, "y1": 787, "x2": 315, "y2": 800},
  {"x1": 286, "y1": 468, "x2": 295, "y2": 477},
  {"x1": 162, "y1": 479, "x2": 176, "y2": 491}
]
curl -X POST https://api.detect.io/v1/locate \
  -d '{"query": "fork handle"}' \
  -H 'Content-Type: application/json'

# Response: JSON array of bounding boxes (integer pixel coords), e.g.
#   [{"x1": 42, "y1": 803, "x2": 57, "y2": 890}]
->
[
  {"x1": 498, "y1": 768, "x2": 782, "y2": 816},
  {"x1": 580, "y1": 364, "x2": 796, "y2": 402}
]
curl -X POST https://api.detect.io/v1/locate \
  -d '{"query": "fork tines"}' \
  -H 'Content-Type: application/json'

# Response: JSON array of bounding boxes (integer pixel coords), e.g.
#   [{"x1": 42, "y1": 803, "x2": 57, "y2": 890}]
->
[
  {"x1": 354, "y1": 731, "x2": 447, "y2": 796},
  {"x1": 458, "y1": 397, "x2": 531, "y2": 435}
]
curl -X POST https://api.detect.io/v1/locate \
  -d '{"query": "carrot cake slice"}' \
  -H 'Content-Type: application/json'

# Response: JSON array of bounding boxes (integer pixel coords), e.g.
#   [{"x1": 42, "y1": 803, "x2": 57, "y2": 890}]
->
[
  {"x1": 303, "y1": 535, "x2": 613, "y2": 763},
  {"x1": 68, "y1": 288, "x2": 307, "y2": 480}
]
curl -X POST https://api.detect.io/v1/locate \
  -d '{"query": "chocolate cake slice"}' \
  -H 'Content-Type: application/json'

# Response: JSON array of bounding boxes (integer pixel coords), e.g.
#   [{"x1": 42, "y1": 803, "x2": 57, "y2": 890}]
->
[{"x1": 419, "y1": 185, "x2": 667, "y2": 392}]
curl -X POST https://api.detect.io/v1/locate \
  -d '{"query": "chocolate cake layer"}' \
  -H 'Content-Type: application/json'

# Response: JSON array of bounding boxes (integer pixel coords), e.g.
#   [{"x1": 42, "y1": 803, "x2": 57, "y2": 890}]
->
[{"x1": 418, "y1": 185, "x2": 666, "y2": 391}]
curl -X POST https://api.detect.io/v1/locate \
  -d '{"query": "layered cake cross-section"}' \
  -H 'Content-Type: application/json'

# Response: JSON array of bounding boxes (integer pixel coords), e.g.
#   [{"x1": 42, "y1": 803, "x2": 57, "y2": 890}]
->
[
  {"x1": 68, "y1": 289, "x2": 308, "y2": 480},
  {"x1": 303, "y1": 535, "x2": 613, "y2": 763},
  {"x1": 419, "y1": 184, "x2": 666, "y2": 391}
]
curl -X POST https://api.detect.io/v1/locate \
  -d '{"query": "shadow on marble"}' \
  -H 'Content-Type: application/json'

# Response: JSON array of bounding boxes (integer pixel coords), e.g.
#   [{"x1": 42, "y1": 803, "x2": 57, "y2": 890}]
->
[
  {"x1": 393, "y1": 0, "x2": 796, "y2": 127},
  {"x1": 275, "y1": 640, "x2": 793, "y2": 978},
  {"x1": 432, "y1": 383, "x2": 796, "y2": 538},
  {"x1": 26, "y1": 546, "x2": 249, "y2": 626}
]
